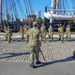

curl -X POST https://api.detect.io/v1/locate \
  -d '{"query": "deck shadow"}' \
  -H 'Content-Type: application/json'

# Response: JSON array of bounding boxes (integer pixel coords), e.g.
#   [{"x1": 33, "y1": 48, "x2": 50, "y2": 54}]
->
[
  {"x1": 0, "y1": 52, "x2": 30, "y2": 59},
  {"x1": 34, "y1": 56, "x2": 75, "y2": 68}
]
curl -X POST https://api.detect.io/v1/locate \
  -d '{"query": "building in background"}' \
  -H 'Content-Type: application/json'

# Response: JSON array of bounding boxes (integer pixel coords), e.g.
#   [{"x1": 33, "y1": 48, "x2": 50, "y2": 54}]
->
[
  {"x1": 38, "y1": 11, "x2": 41, "y2": 18},
  {"x1": 28, "y1": 15, "x2": 36, "y2": 22}
]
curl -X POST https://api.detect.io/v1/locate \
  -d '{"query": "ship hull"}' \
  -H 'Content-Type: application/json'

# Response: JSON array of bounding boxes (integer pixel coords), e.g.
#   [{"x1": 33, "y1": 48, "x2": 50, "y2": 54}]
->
[{"x1": 44, "y1": 12, "x2": 75, "y2": 20}]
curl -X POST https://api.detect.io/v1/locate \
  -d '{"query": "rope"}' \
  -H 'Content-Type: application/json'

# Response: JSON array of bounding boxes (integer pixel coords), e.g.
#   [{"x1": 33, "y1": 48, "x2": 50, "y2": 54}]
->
[
  {"x1": 66, "y1": 0, "x2": 71, "y2": 14},
  {"x1": 17, "y1": 0, "x2": 25, "y2": 19},
  {"x1": 48, "y1": 9, "x2": 56, "y2": 20},
  {"x1": 28, "y1": 0, "x2": 33, "y2": 15},
  {"x1": 2, "y1": 0, "x2": 20, "y2": 16},
  {"x1": 24, "y1": 0, "x2": 28, "y2": 17}
]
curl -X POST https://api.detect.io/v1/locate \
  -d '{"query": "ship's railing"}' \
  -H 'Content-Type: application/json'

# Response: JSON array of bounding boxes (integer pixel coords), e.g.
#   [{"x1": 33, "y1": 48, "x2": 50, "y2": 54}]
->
[{"x1": 45, "y1": 7, "x2": 75, "y2": 15}]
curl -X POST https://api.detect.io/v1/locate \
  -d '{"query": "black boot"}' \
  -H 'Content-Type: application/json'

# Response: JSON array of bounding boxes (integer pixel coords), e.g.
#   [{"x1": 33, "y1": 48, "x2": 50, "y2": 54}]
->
[
  {"x1": 73, "y1": 51, "x2": 75, "y2": 59},
  {"x1": 62, "y1": 40, "x2": 64, "y2": 43},
  {"x1": 8, "y1": 41, "x2": 11, "y2": 43},
  {"x1": 36, "y1": 61, "x2": 41, "y2": 64},
  {"x1": 59, "y1": 38, "x2": 60, "y2": 41},
  {"x1": 30, "y1": 63, "x2": 35, "y2": 68}
]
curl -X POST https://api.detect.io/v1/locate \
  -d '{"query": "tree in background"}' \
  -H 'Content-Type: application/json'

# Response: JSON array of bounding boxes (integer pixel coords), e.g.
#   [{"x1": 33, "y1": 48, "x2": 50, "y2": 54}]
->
[{"x1": 37, "y1": 17, "x2": 43, "y2": 25}]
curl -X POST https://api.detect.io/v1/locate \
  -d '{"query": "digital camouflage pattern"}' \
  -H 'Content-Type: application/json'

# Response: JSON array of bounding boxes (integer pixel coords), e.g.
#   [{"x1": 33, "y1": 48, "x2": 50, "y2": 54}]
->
[
  {"x1": 27, "y1": 22, "x2": 40, "y2": 64},
  {"x1": 48, "y1": 25, "x2": 54, "y2": 41}
]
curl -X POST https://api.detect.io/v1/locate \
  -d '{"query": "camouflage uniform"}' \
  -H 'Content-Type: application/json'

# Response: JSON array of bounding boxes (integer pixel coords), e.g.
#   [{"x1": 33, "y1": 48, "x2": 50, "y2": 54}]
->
[
  {"x1": 48, "y1": 25, "x2": 54, "y2": 41},
  {"x1": 4, "y1": 26, "x2": 8, "y2": 40},
  {"x1": 18, "y1": 26, "x2": 24, "y2": 40},
  {"x1": 58, "y1": 24, "x2": 64, "y2": 42},
  {"x1": 27, "y1": 22, "x2": 41, "y2": 67},
  {"x1": 66, "y1": 25, "x2": 71, "y2": 41},
  {"x1": 41, "y1": 24, "x2": 46, "y2": 43},
  {"x1": 7, "y1": 26, "x2": 12, "y2": 43},
  {"x1": 24, "y1": 25, "x2": 28, "y2": 42}
]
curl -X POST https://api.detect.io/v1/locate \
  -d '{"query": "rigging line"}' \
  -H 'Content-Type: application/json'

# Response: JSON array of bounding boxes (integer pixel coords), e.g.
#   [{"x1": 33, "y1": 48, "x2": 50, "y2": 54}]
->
[
  {"x1": 57, "y1": 0, "x2": 63, "y2": 14},
  {"x1": 12, "y1": 0, "x2": 17, "y2": 19},
  {"x1": 14, "y1": 0, "x2": 20, "y2": 18},
  {"x1": 27, "y1": 0, "x2": 32, "y2": 15},
  {"x1": 9, "y1": 0, "x2": 12, "y2": 15},
  {"x1": 4, "y1": 0, "x2": 9, "y2": 25},
  {"x1": 2, "y1": 0, "x2": 6, "y2": 25},
  {"x1": 9, "y1": 0, "x2": 15, "y2": 26},
  {"x1": 21, "y1": 0, "x2": 27, "y2": 19},
  {"x1": 28, "y1": 0, "x2": 33, "y2": 15},
  {"x1": 72, "y1": 0, "x2": 75, "y2": 14},
  {"x1": 9, "y1": 0, "x2": 13, "y2": 19},
  {"x1": 26, "y1": 0, "x2": 30, "y2": 15},
  {"x1": 48, "y1": 9, "x2": 56, "y2": 20},
  {"x1": 60, "y1": 0, "x2": 64, "y2": 14},
  {"x1": 19, "y1": 0, "x2": 25, "y2": 17},
  {"x1": 17, "y1": 0, "x2": 25, "y2": 19},
  {"x1": 46, "y1": 2, "x2": 51, "y2": 7},
  {"x1": 5, "y1": 0, "x2": 8, "y2": 13},
  {"x1": 14, "y1": 0, "x2": 20, "y2": 19},
  {"x1": 58, "y1": 0, "x2": 61, "y2": 14},
  {"x1": 11, "y1": 0, "x2": 16, "y2": 19},
  {"x1": 2, "y1": 0, "x2": 5, "y2": 20},
  {"x1": 62, "y1": 0, "x2": 65, "y2": 14},
  {"x1": 66, "y1": 0, "x2": 74, "y2": 21},
  {"x1": 24, "y1": 0, "x2": 28, "y2": 17},
  {"x1": 72, "y1": 0, "x2": 74, "y2": 9},
  {"x1": 36, "y1": 0, "x2": 46, "y2": 6},
  {"x1": 12, "y1": 0, "x2": 20, "y2": 20},
  {"x1": 66, "y1": 0, "x2": 71, "y2": 14},
  {"x1": 36, "y1": 0, "x2": 51, "y2": 7},
  {"x1": 2, "y1": 0, "x2": 20, "y2": 16}
]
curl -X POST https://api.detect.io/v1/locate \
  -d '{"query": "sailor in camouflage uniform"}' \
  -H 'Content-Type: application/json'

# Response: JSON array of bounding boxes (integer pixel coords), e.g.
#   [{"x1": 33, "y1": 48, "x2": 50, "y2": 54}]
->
[
  {"x1": 4, "y1": 25, "x2": 8, "y2": 41},
  {"x1": 58, "y1": 24, "x2": 64, "y2": 42},
  {"x1": 7, "y1": 26, "x2": 12, "y2": 43},
  {"x1": 18, "y1": 26, "x2": 24, "y2": 40},
  {"x1": 66, "y1": 24, "x2": 71, "y2": 41},
  {"x1": 48, "y1": 25, "x2": 54, "y2": 41},
  {"x1": 24, "y1": 24, "x2": 28, "y2": 42},
  {"x1": 41, "y1": 23, "x2": 46, "y2": 43},
  {"x1": 27, "y1": 22, "x2": 41, "y2": 68}
]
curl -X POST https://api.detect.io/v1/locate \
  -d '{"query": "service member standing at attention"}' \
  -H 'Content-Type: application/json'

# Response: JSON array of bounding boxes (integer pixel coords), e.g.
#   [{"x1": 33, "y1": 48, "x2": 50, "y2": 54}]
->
[
  {"x1": 48, "y1": 25, "x2": 54, "y2": 41},
  {"x1": 66, "y1": 24, "x2": 71, "y2": 41},
  {"x1": 58, "y1": 24, "x2": 64, "y2": 42},
  {"x1": 4, "y1": 25, "x2": 8, "y2": 41},
  {"x1": 18, "y1": 26, "x2": 24, "y2": 40},
  {"x1": 7, "y1": 26, "x2": 12, "y2": 43},
  {"x1": 41, "y1": 23, "x2": 46, "y2": 43},
  {"x1": 27, "y1": 22, "x2": 41, "y2": 68}
]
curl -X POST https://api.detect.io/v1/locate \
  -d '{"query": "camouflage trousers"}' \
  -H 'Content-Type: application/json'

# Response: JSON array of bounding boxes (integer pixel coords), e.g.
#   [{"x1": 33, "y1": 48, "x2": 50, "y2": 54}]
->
[
  {"x1": 48, "y1": 33, "x2": 53, "y2": 40},
  {"x1": 4, "y1": 33, "x2": 12, "y2": 41},
  {"x1": 25, "y1": 34, "x2": 29, "y2": 43},
  {"x1": 7, "y1": 35, "x2": 12, "y2": 42},
  {"x1": 59, "y1": 33, "x2": 64, "y2": 41},
  {"x1": 66, "y1": 33, "x2": 71, "y2": 40},
  {"x1": 21, "y1": 34, "x2": 24, "y2": 40},
  {"x1": 4, "y1": 33, "x2": 8, "y2": 40},
  {"x1": 41, "y1": 32, "x2": 46, "y2": 43},
  {"x1": 29, "y1": 46, "x2": 40, "y2": 64}
]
